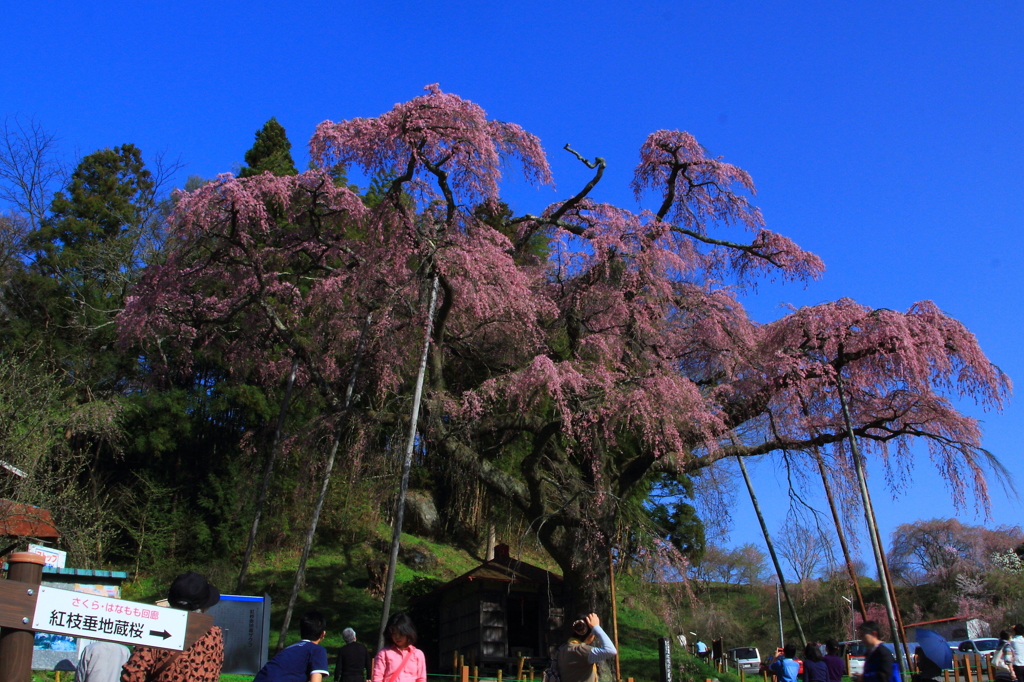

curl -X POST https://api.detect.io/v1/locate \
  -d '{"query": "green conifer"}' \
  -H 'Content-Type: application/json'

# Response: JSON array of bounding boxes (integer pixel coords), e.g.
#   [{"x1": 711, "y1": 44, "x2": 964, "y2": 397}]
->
[{"x1": 239, "y1": 117, "x2": 298, "y2": 177}]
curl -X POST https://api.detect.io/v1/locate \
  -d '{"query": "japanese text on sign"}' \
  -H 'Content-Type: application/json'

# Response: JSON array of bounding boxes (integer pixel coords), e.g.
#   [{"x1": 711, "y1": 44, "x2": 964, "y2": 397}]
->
[{"x1": 31, "y1": 586, "x2": 188, "y2": 650}]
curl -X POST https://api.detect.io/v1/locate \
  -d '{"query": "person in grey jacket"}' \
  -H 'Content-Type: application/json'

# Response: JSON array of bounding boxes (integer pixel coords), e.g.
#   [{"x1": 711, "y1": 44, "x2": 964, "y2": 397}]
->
[{"x1": 75, "y1": 641, "x2": 130, "y2": 682}]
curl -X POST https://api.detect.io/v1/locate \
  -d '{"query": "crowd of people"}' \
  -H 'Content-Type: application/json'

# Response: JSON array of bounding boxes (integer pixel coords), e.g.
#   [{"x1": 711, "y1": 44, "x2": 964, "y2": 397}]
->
[
  {"x1": 766, "y1": 622, "x2": 896, "y2": 682},
  {"x1": 66, "y1": 572, "x2": 619, "y2": 682}
]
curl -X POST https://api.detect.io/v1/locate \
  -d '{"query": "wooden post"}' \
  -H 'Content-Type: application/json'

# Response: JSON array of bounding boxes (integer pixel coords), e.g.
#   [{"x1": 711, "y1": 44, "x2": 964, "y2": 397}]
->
[
  {"x1": 989, "y1": 655, "x2": 996, "y2": 682},
  {"x1": 498, "y1": 670, "x2": 503, "y2": 682},
  {"x1": 846, "y1": 654, "x2": 852, "y2": 676},
  {"x1": 517, "y1": 653, "x2": 525, "y2": 682},
  {"x1": 453, "y1": 651, "x2": 459, "y2": 672},
  {"x1": 944, "y1": 670, "x2": 951, "y2": 682},
  {"x1": 0, "y1": 553, "x2": 44, "y2": 682},
  {"x1": 741, "y1": 668, "x2": 746, "y2": 682},
  {"x1": 461, "y1": 666, "x2": 470, "y2": 682},
  {"x1": 965, "y1": 656, "x2": 974, "y2": 682},
  {"x1": 473, "y1": 666, "x2": 478, "y2": 682},
  {"x1": 530, "y1": 665, "x2": 535, "y2": 682}
]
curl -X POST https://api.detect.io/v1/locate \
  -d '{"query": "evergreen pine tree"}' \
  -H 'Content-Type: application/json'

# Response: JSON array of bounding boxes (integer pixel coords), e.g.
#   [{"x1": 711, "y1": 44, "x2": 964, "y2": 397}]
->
[{"x1": 238, "y1": 117, "x2": 298, "y2": 177}]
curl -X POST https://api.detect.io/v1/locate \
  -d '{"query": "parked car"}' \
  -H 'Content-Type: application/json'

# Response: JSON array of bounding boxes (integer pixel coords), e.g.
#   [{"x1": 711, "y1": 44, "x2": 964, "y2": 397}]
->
[
  {"x1": 728, "y1": 647, "x2": 761, "y2": 674},
  {"x1": 838, "y1": 640, "x2": 870, "y2": 677},
  {"x1": 956, "y1": 639, "x2": 1001, "y2": 657}
]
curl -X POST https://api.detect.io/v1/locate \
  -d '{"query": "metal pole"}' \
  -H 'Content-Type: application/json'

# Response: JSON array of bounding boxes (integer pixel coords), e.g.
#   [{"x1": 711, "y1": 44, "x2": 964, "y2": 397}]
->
[
  {"x1": 835, "y1": 371, "x2": 907, "y2": 674},
  {"x1": 0, "y1": 552, "x2": 44, "y2": 682},
  {"x1": 378, "y1": 276, "x2": 440, "y2": 649},
  {"x1": 737, "y1": 456, "x2": 806, "y2": 645}
]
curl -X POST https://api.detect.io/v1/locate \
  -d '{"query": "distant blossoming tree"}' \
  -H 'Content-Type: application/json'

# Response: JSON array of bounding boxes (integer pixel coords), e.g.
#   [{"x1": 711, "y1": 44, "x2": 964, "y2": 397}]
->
[{"x1": 120, "y1": 85, "x2": 1009, "y2": 613}]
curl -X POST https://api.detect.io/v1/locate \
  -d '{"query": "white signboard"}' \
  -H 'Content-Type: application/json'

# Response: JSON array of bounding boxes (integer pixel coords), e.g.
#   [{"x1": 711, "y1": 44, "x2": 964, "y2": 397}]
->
[
  {"x1": 27, "y1": 544, "x2": 67, "y2": 569},
  {"x1": 31, "y1": 586, "x2": 189, "y2": 650}
]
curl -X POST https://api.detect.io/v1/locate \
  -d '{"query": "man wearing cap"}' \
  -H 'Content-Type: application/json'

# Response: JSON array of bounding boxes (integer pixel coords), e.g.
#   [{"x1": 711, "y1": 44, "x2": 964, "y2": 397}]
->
[{"x1": 121, "y1": 572, "x2": 224, "y2": 682}]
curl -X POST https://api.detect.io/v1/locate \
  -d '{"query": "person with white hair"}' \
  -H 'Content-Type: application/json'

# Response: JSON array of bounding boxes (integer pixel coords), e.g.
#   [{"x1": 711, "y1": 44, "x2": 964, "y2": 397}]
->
[{"x1": 335, "y1": 627, "x2": 372, "y2": 682}]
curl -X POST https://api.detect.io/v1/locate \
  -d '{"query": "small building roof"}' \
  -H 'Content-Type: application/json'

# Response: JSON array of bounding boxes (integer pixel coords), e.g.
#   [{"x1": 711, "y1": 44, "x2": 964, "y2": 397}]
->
[
  {"x1": 905, "y1": 616, "x2": 981, "y2": 627},
  {"x1": 0, "y1": 500, "x2": 59, "y2": 539},
  {"x1": 413, "y1": 544, "x2": 562, "y2": 603}
]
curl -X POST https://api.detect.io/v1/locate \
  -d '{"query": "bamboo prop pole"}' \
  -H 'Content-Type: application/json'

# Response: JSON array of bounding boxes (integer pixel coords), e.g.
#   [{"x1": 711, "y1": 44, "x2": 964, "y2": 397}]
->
[
  {"x1": 238, "y1": 357, "x2": 299, "y2": 593},
  {"x1": 608, "y1": 547, "x2": 622, "y2": 682},
  {"x1": 277, "y1": 314, "x2": 373, "y2": 651},
  {"x1": 865, "y1": 502, "x2": 911, "y2": 665},
  {"x1": 737, "y1": 455, "x2": 807, "y2": 645},
  {"x1": 814, "y1": 449, "x2": 868, "y2": 619},
  {"x1": 835, "y1": 371, "x2": 907, "y2": 675},
  {"x1": 378, "y1": 276, "x2": 440, "y2": 649}
]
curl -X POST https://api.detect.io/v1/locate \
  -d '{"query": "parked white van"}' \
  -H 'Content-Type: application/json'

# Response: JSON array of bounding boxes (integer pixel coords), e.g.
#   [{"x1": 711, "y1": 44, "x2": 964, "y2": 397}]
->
[{"x1": 728, "y1": 647, "x2": 761, "y2": 675}]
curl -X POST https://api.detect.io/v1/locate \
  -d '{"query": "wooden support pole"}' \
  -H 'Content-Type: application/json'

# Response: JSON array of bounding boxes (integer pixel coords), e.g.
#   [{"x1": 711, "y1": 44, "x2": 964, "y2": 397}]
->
[
  {"x1": 0, "y1": 553, "x2": 44, "y2": 682},
  {"x1": 608, "y1": 548, "x2": 621, "y2": 682},
  {"x1": 516, "y1": 653, "x2": 524, "y2": 682}
]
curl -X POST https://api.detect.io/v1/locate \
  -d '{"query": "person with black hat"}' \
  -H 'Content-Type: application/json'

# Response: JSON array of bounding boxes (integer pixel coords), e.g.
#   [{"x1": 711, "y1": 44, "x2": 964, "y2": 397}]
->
[{"x1": 120, "y1": 572, "x2": 224, "y2": 682}]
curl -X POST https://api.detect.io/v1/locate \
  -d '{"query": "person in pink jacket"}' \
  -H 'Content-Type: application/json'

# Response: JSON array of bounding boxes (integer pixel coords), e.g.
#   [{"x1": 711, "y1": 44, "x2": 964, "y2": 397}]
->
[{"x1": 372, "y1": 613, "x2": 426, "y2": 682}]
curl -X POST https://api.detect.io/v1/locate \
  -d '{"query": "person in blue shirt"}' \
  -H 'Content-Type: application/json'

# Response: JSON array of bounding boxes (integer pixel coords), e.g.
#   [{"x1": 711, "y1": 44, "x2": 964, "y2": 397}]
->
[
  {"x1": 255, "y1": 611, "x2": 331, "y2": 682},
  {"x1": 769, "y1": 644, "x2": 801, "y2": 682}
]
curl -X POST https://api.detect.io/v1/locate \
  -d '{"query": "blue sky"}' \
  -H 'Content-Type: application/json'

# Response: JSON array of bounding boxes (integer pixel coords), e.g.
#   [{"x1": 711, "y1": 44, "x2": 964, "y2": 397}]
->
[{"x1": 3, "y1": 1, "x2": 1023, "y2": 572}]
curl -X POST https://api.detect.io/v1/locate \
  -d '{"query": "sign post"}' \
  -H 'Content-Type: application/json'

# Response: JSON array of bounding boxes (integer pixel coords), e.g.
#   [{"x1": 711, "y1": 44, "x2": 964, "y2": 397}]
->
[
  {"x1": 659, "y1": 636, "x2": 672, "y2": 682},
  {"x1": 0, "y1": 560, "x2": 212, "y2": 682},
  {"x1": 0, "y1": 553, "x2": 44, "y2": 682}
]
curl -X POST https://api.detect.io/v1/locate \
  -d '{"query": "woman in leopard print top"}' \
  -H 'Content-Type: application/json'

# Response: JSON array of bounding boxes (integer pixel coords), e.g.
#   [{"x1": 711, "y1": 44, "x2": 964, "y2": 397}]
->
[{"x1": 121, "y1": 572, "x2": 224, "y2": 682}]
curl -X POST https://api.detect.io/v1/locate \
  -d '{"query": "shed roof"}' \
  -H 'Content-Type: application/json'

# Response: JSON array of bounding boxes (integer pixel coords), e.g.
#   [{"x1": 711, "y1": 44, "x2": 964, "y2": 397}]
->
[
  {"x1": 0, "y1": 500, "x2": 59, "y2": 539},
  {"x1": 413, "y1": 549, "x2": 562, "y2": 604}
]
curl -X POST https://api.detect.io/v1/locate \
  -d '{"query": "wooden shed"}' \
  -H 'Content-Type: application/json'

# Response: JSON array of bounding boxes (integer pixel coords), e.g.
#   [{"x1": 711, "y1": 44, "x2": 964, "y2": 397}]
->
[{"x1": 413, "y1": 544, "x2": 566, "y2": 672}]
